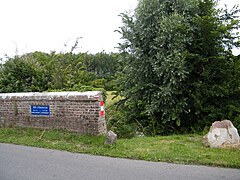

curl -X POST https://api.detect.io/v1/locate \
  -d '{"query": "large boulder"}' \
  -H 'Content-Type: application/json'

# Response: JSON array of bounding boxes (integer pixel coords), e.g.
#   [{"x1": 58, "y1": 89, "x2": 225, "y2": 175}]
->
[
  {"x1": 104, "y1": 130, "x2": 117, "y2": 145},
  {"x1": 203, "y1": 120, "x2": 240, "y2": 148}
]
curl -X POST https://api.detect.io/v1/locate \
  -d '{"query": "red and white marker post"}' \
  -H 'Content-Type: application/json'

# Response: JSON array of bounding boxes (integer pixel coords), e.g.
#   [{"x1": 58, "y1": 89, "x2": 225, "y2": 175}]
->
[{"x1": 100, "y1": 101, "x2": 105, "y2": 117}]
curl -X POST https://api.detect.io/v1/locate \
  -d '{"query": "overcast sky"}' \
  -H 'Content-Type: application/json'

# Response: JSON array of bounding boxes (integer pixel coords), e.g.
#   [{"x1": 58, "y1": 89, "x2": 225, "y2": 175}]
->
[{"x1": 0, "y1": 0, "x2": 239, "y2": 57}]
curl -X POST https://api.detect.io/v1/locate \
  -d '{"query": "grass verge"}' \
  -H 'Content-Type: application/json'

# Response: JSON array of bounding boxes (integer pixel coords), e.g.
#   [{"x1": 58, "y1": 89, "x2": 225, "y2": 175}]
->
[{"x1": 0, "y1": 126, "x2": 240, "y2": 168}]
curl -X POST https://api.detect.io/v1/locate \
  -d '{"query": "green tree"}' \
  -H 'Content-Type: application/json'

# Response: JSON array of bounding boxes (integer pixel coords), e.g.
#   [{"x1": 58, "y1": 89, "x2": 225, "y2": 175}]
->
[
  {"x1": 182, "y1": 0, "x2": 240, "y2": 130},
  {"x1": 83, "y1": 52, "x2": 120, "y2": 90},
  {"x1": 0, "y1": 56, "x2": 47, "y2": 92},
  {"x1": 118, "y1": 0, "x2": 240, "y2": 134},
  {"x1": 1, "y1": 50, "x2": 121, "y2": 92}
]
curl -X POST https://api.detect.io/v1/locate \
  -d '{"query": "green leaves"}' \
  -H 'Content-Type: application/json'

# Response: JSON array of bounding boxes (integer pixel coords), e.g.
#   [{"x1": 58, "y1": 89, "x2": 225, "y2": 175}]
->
[
  {"x1": 0, "y1": 57, "x2": 46, "y2": 93},
  {"x1": 118, "y1": 0, "x2": 240, "y2": 134},
  {"x1": 118, "y1": 0, "x2": 195, "y2": 133},
  {"x1": 0, "y1": 51, "x2": 121, "y2": 93}
]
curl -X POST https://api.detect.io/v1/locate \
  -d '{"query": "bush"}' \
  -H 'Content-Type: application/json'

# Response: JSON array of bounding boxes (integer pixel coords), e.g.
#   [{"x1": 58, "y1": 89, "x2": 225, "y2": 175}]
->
[
  {"x1": 106, "y1": 109, "x2": 137, "y2": 138},
  {"x1": 105, "y1": 92, "x2": 137, "y2": 138}
]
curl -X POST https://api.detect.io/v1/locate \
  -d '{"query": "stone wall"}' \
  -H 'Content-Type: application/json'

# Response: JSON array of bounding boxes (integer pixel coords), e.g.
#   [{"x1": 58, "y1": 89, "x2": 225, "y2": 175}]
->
[{"x1": 0, "y1": 91, "x2": 106, "y2": 135}]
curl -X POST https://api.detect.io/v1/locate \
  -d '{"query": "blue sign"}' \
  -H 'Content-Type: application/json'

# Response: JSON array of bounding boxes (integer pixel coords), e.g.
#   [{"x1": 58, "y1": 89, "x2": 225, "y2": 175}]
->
[{"x1": 31, "y1": 105, "x2": 50, "y2": 116}]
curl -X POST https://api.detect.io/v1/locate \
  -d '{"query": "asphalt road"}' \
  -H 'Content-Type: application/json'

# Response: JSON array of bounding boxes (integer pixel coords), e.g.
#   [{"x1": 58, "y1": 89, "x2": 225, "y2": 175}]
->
[{"x1": 0, "y1": 143, "x2": 239, "y2": 180}]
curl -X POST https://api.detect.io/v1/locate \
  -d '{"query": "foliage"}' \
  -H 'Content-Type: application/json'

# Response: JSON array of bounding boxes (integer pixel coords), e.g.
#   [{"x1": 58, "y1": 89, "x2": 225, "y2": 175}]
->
[
  {"x1": 81, "y1": 52, "x2": 121, "y2": 90},
  {"x1": 0, "y1": 51, "x2": 121, "y2": 93},
  {"x1": 105, "y1": 92, "x2": 136, "y2": 138},
  {"x1": 106, "y1": 108, "x2": 137, "y2": 138},
  {"x1": 0, "y1": 56, "x2": 48, "y2": 92},
  {"x1": 1, "y1": 126, "x2": 240, "y2": 168},
  {"x1": 118, "y1": 0, "x2": 240, "y2": 134}
]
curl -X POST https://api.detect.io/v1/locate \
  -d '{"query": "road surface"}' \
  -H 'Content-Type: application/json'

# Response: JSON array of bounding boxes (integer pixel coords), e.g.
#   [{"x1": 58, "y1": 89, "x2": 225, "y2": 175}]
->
[{"x1": 0, "y1": 143, "x2": 239, "y2": 180}]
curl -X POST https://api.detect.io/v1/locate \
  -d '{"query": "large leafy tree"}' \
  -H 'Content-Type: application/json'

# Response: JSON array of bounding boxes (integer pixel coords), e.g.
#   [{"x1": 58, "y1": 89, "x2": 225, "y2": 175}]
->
[
  {"x1": 181, "y1": 0, "x2": 240, "y2": 130},
  {"x1": 118, "y1": 0, "x2": 240, "y2": 134}
]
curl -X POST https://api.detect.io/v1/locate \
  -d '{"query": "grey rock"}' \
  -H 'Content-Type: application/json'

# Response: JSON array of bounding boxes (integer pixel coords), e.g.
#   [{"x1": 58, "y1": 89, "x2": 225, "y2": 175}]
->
[
  {"x1": 105, "y1": 130, "x2": 117, "y2": 145},
  {"x1": 203, "y1": 120, "x2": 240, "y2": 148}
]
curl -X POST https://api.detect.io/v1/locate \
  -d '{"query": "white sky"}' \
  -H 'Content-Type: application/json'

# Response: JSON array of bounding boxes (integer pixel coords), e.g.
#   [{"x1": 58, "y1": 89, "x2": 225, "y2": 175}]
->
[{"x1": 0, "y1": 0, "x2": 239, "y2": 57}]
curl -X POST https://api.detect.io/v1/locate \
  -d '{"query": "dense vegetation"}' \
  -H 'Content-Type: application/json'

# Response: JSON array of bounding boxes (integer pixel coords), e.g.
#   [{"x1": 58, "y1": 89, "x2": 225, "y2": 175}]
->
[
  {"x1": 116, "y1": 0, "x2": 240, "y2": 135},
  {"x1": 0, "y1": 51, "x2": 120, "y2": 92},
  {"x1": 0, "y1": 0, "x2": 240, "y2": 136}
]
